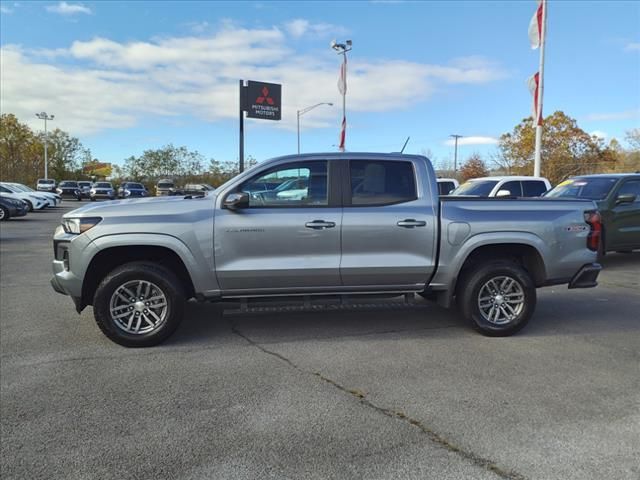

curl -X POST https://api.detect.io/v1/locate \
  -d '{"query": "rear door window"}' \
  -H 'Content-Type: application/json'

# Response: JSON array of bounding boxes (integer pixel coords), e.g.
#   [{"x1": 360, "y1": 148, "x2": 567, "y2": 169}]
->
[
  {"x1": 349, "y1": 160, "x2": 416, "y2": 206},
  {"x1": 522, "y1": 181, "x2": 548, "y2": 197},
  {"x1": 500, "y1": 181, "x2": 523, "y2": 197}
]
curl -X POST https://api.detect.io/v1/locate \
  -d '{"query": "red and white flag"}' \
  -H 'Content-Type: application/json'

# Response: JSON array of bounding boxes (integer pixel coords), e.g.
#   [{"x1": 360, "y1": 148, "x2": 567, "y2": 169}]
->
[
  {"x1": 338, "y1": 56, "x2": 347, "y2": 95},
  {"x1": 338, "y1": 115, "x2": 346, "y2": 151},
  {"x1": 527, "y1": 72, "x2": 542, "y2": 125},
  {"x1": 338, "y1": 55, "x2": 347, "y2": 151},
  {"x1": 528, "y1": 0, "x2": 544, "y2": 49}
]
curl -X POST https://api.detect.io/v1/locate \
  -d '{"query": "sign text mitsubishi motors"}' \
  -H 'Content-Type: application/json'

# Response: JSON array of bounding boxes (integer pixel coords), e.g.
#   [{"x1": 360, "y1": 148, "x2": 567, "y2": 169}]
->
[{"x1": 244, "y1": 81, "x2": 281, "y2": 121}]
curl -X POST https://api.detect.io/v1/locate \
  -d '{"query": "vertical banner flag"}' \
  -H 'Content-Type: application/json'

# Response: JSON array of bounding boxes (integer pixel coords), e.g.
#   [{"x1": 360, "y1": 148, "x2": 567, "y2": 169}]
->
[
  {"x1": 527, "y1": 72, "x2": 541, "y2": 125},
  {"x1": 528, "y1": 0, "x2": 544, "y2": 49},
  {"x1": 338, "y1": 55, "x2": 347, "y2": 151}
]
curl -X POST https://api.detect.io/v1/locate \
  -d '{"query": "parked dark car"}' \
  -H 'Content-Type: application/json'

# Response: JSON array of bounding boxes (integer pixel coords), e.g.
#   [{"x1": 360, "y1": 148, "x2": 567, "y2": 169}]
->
[
  {"x1": 90, "y1": 182, "x2": 116, "y2": 201},
  {"x1": 183, "y1": 183, "x2": 215, "y2": 196},
  {"x1": 118, "y1": 182, "x2": 149, "y2": 199},
  {"x1": 77, "y1": 181, "x2": 92, "y2": 199},
  {"x1": 56, "y1": 181, "x2": 82, "y2": 201},
  {"x1": 545, "y1": 173, "x2": 640, "y2": 255},
  {"x1": 0, "y1": 196, "x2": 28, "y2": 221}
]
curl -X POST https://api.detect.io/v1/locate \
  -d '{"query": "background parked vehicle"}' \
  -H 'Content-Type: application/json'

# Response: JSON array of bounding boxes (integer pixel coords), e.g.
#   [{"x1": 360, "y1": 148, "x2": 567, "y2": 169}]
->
[
  {"x1": 545, "y1": 173, "x2": 640, "y2": 255},
  {"x1": 183, "y1": 184, "x2": 215, "y2": 196},
  {"x1": 437, "y1": 178, "x2": 459, "y2": 195},
  {"x1": 0, "y1": 183, "x2": 49, "y2": 210},
  {"x1": 156, "y1": 179, "x2": 176, "y2": 196},
  {"x1": 36, "y1": 178, "x2": 57, "y2": 193},
  {"x1": 77, "y1": 181, "x2": 92, "y2": 199},
  {"x1": 7, "y1": 182, "x2": 61, "y2": 206},
  {"x1": 56, "y1": 181, "x2": 83, "y2": 201},
  {"x1": 451, "y1": 176, "x2": 552, "y2": 197},
  {"x1": 0, "y1": 196, "x2": 28, "y2": 221},
  {"x1": 118, "y1": 182, "x2": 149, "y2": 199},
  {"x1": 90, "y1": 182, "x2": 116, "y2": 201}
]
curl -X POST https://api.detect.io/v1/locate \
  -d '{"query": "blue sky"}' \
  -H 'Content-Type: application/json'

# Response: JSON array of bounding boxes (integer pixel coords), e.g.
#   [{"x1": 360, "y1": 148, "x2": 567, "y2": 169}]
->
[{"x1": 1, "y1": 1, "x2": 639, "y2": 170}]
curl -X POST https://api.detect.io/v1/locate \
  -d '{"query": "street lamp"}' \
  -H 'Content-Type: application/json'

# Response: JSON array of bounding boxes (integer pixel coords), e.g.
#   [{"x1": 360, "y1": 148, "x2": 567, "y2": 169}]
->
[
  {"x1": 36, "y1": 112, "x2": 55, "y2": 179},
  {"x1": 297, "y1": 103, "x2": 333, "y2": 154},
  {"x1": 449, "y1": 134, "x2": 463, "y2": 173}
]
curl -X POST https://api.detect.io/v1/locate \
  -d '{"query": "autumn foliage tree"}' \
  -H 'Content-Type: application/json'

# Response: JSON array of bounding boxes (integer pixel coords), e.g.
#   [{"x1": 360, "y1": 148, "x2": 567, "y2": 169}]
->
[
  {"x1": 459, "y1": 153, "x2": 489, "y2": 182},
  {"x1": 496, "y1": 111, "x2": 619, "y2": 184}
]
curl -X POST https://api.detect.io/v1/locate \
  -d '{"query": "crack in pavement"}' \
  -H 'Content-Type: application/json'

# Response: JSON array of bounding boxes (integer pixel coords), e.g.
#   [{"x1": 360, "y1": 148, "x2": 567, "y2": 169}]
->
[{"x1": 230, "y1": 321, "x2": 527, "y2": 480}]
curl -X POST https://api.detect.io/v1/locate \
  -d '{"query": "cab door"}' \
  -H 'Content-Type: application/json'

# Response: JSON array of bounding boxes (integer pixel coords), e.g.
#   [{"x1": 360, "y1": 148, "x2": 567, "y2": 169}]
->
[
  {"x1": 214, "y1": 160, "x2": 342, "y2": 292},
  {"x1": 608, "y1": 179, "x2": 640, "y2": 250},
  {"x1": 339, "y1": 158, "x2": 438, "y2": 288}
]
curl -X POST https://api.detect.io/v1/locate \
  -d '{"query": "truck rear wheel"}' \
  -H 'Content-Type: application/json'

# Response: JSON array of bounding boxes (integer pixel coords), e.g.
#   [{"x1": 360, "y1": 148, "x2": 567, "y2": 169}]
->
[
  {"x1": 457, "y1": 260, "x2": 536, "y2": 337},
  {"x1": 93, "y1": 262, "x2": 185, "y2": 347}
]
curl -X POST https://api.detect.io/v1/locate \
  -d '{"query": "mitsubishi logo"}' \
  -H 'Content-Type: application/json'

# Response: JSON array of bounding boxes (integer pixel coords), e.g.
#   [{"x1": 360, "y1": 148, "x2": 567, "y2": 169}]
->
[{"x1": 255, "y1": 87, "x2": 275, "y2": 105}]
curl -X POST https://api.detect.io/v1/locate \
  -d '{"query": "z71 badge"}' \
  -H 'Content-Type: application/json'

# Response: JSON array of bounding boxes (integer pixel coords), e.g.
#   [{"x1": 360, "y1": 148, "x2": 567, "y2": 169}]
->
[{"x1": 566, "y1": 224, "x2": 588, "y2": 232}]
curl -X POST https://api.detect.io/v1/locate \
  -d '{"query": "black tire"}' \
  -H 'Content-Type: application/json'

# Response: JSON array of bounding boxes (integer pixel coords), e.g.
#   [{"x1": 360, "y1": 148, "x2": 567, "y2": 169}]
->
[
  {"x1": 0, "y1": 206, "x2": 9, "y2": 221},
  {"x1": 93, "y1": 262, "x2": 185, "y2": 347},
  {"x1": 457, "y1": 260, "x2": 536, "y2": 337}
]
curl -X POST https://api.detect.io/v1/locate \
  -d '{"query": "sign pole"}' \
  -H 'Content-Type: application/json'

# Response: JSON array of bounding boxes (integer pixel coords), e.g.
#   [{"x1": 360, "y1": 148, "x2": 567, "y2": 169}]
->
[{"x1": 239, "y1": 79, "x2": 245, "y2": 173}]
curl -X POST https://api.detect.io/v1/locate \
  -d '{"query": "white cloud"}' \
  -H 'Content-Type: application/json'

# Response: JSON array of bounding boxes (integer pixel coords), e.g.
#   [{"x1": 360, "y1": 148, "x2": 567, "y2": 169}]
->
[
  {"x1": 444, "y1": 136, "x2": 499, "y2": 146},
  {"x1": 584, "y1": 109, "x2": 640, "y2": 121},
  {"x1": 625, "y1": 42, "x2": 640, "y2": 52},
  {"x1": 1, "y1": 5, "x2": 13, "y2": 13},
  {"x1": 284, "y1": 19, "x2": 347, "y2": 38},
  {"x1": 590, "y1": 130, "x2": 608, "y2": 139},
  {"x1": 1, "y1": 24, "x2": 507, "y2": 136},
  {"x1": 46, "y1": 1, "x2": 91, "y2": 15}
]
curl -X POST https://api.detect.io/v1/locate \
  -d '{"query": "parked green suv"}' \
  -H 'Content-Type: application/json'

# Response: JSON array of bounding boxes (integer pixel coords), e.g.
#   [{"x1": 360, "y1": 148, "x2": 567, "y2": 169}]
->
[{"x1": 545, "y1": 174, "x2": 640, "y2": 254}]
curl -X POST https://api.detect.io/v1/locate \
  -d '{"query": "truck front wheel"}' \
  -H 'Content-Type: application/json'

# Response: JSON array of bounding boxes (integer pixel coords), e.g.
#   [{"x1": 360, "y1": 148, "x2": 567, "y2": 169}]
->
[
  {"x1": 457, "y1": 261, "x2": 536, "y2": 337},
  {"x1": 93, "y1": 262, "x2": 185, "y2": 347}
]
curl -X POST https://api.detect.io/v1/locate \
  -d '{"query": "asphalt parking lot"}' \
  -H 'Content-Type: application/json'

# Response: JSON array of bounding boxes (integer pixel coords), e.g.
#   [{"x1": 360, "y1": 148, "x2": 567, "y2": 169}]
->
[{"x1": 1, "y1": 204, "x2": 639, "y2": 480}]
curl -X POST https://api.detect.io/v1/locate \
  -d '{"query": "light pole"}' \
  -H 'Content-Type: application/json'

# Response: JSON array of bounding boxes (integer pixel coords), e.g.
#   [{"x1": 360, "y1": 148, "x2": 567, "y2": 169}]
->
[
  {"x1": 332, "y1": 39, "x2": 352, "y2": 151},
  {"x1": 297, "y1": 103, "x2": 333, "y2": 154},
  {"x1": 36, "y1": 112, "x2": 55, "y2": 179},
  {"x1": 450, "y1": 134, "x2": 463, "y2": 173}
]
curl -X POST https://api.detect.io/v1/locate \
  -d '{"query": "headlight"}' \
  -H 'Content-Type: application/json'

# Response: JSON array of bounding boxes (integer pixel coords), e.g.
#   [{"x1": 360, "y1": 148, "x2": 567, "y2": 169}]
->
[
  {"x1": 90, "y1": 189, "x2": 96, "y2": 194},
  {"x1": 61, "y1": 217, "x2": 102, "y2": 234},
  {"x1": 124, "y1": 189, "x2": 131, "y2": 196}
]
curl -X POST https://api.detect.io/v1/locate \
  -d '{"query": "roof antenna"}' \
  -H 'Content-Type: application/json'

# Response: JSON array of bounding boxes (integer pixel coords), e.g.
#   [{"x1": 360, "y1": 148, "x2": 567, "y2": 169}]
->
[{"x1": 400, "y1": 136, "x2": 410, "y2": 153}]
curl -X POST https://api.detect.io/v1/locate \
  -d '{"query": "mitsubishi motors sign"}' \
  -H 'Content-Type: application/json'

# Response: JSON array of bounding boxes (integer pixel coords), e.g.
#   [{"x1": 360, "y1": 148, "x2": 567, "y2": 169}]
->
[{"x1": 244, "y1": 81, "x2": 281, "y2": 120}]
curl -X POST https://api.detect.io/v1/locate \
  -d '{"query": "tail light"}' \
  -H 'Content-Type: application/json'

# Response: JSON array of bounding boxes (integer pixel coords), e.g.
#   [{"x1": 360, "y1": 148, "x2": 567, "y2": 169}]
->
[{"x1": 584, "y1": 210, "x2": 602, "y2": 252}]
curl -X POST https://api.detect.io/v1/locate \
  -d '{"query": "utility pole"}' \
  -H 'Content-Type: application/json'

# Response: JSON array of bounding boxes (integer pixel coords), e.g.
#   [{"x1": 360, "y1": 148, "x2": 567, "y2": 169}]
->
[
  {"x1": 36, "y1": 112, "x2": 55, "y2": 179},
  {"x1": 450, "y1": 134, "x2": 463, "y2": 173},
  {"x1": 297, "y1": 103, "x2": 333, "y2": 154}
]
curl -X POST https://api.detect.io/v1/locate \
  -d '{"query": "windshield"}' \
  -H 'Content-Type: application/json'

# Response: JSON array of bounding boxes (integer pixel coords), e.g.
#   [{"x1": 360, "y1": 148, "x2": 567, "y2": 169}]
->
[
  {"x1": 11, "y1": 184, "x2": 29, "y2": 192},
  {"x1": 94, "y1": 183, "x2": 112, "y2": 188},
  {"x1": 451, "y1": 180, "x2": 498, "y2": 196},
  {"x1": 545, "y1": 177, "x2": 618, "y2": 200},
  {"x1": 125, "y1": 183, "x2": 144, "y2": 189},
  {"x1": 60, "y1": 181, "x2": 78, "y2": 187},
  {"x1": 78, "y1": 182, "x2": 91, "y2": 187},
  {"x1": 38, "y1": 179, "x2": 55, "y2": 184},
  {"x1": 2, "y1": 184, "x2": 19, "y2": 192},
  {"x1": 158, "y1": 182, "x2": 174, "y2": 188}
]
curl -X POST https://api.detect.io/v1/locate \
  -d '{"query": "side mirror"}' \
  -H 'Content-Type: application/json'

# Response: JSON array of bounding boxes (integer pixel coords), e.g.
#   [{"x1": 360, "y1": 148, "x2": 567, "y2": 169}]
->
[
  {"x1": 224, "y1": 192, "x2": 249, "y2": 210},
  {"x1": 615, "y1": 193, "x2": 637, "y2": 205},
  {"x1": 496, "y1": 189, "x2": 512, "y2": 198}
]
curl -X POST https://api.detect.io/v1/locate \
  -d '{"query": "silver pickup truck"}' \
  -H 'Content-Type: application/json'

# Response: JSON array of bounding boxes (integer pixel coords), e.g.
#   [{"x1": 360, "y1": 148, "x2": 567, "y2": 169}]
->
[{"x1": 51, "y1": 153, "x2": 602, "y2": 347}]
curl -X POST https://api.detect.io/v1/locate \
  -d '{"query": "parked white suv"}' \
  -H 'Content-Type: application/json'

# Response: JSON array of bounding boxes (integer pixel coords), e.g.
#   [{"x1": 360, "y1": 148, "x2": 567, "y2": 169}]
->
[
  {"x1": 451, "y1": 176, "x2": 551, "y2": 197},
  {"x1": 36, "y1": 178, "x2": 57, "y2": 193}
]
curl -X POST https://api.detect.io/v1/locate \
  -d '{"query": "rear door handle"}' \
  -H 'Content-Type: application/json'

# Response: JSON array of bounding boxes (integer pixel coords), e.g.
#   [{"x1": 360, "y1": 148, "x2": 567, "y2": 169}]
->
[
  {"x1": 397, "y1": 219, "x2": 427, "y2": 228},
  {"x1": 305, "y1": 220, "x2": 336, "y2": 229}
]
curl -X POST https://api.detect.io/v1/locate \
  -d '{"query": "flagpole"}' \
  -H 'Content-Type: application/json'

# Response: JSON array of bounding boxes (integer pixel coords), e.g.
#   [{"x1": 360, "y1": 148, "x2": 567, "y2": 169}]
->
[
  {"x1": 332, "y1": 39, "x2": 351, "y2": 152},
  {"x1": 533, "y1": 0, "x2": 547, "y2": 177},
  {"x1": 341, "y1": 53, "x2": 346, "y2": 152}
]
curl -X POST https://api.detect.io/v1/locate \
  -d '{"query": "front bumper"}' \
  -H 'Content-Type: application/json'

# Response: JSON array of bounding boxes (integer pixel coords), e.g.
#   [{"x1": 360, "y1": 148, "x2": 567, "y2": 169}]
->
[{"x1": 568, "y1": 263, "x2": 602, "y2": 289}]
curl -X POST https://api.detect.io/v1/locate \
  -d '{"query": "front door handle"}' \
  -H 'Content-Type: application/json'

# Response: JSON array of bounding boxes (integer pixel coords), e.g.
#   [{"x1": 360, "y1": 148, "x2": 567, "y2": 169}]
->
[
  {"x1": 397, "y1": 219, "x2": 427, "y2": 228},
  {"x1": 305, "y1": 220, "x2": 336, "y2": 229}
]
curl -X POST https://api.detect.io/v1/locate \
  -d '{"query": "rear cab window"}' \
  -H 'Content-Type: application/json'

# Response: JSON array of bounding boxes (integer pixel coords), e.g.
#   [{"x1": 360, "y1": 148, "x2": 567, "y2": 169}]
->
[{"x1": 348, "y1": 160, "x2": 416, "y2": 206}]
